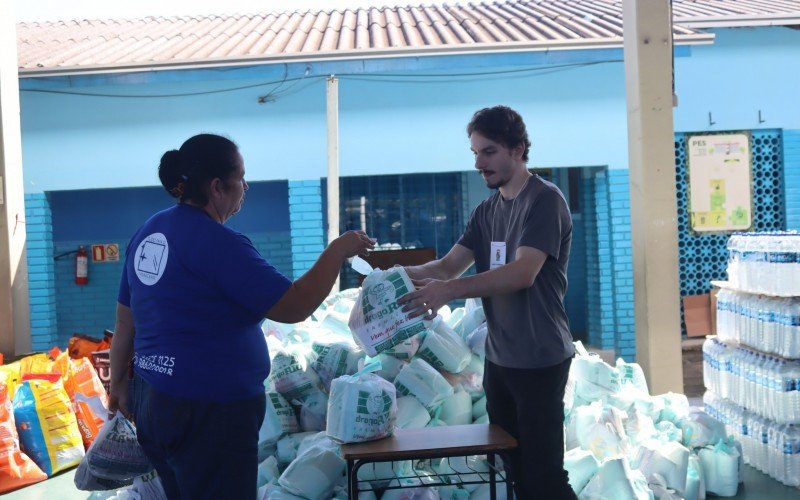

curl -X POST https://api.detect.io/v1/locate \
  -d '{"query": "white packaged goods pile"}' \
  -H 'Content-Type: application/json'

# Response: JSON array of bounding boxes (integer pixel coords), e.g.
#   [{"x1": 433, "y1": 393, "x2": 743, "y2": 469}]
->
[
  {"x1": 699, "y1": 231, "x2": 800, "y2": 489},
  {"x1": 255, "y1": 279, "x2": 744, "y2": 499}
]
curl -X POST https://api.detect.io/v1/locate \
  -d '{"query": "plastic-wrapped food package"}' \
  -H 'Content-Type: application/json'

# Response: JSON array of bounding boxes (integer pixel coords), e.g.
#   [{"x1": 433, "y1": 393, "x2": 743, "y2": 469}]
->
[
  {"x1": 579, "y1": 457, "x2": 653, "y2": 500},
  {"x1": 616, "y1": 358, "x2": 650, "y2": 395},
  {"x1": 465, "y1": 323, "x2": 487, "y2": 360},
  {"x1": 383, "y1": 337, "x2": 422, "y2": 361},
  {"x1": 698, "y1": 440, "x2": 740, "y2": 497},
  {"x1": 631, "y1": 440, "x2": 690, "y2": 495},
  {"x1": 677, "y1": 410, "x2": 727, "y2": 449},
  {"x1": 437, "y1": 390, "x2": 473, "y2": 426},
  {"x1": 268, "y1": 345, "x2": 323, "y2": 402},
  {"x1": 276, "y1": 432, "x2": 318, "y2": 466},
  {"x1": 278, "y1": 435, "x2": 345, "y2": 500},
  {"x1": 415, "y1": 321, "x2": 471, "y2": 374},
  {"x1": 452, "y1": 302, "x2": 485, "y2": 340},
  {"x1": 572, "y1": 354, "x2": 621, "y2": 402},
  {"x1": 395, "y1": 396, "x2": 431, "y2": 429},
  {"x1": 348, "y1": 267, "x2": 428, "y2": 357},
  {"x1": 310, "y1": 337, "x2": 364, "y2": 390},
  {"x1": 472, "y1": 396, "x2": 487, "y2": 421},
  {"x1": 326, "y1": 370, "x2": 396, "y2": 443},
  {"x1": 257, "y1": 456, "x2": 280, "y2": 488},
  {"x1": 684, "y1": 453, "x2": 707, "y2": 500},
  {"x1": 259, "y1": 390, "x2": 300, "y2": 446},
  {"x1": 574, "y1": 402, "x2": 629, "y2": 461},
  {"x1": 394, "y1": 358, "x2": 454, "y2": 411},
  {"x1": 655, "y1": 421, "x2": 684, "y2": 444},
  {"x1": 625, "y1": 408, "x2": 659, "y2": 446},
  {"x1": 564, "y1": 448, "x2": 599, "y2": 496},
  {"x1": 655, "y1": 393, "x2": 691, "y2": 424},
  {"x1": 441, "y1": 355, "x2": 484, "y2": 402},
  {"x1": 361, "y1": 354, "x2": 407, "y2": 382},
  {"x1": 0, "y1": 382, "x2": 47, "y2": 493},
  {"x1": 298, "y1": 390, "x2": 329, "y2": 432}
]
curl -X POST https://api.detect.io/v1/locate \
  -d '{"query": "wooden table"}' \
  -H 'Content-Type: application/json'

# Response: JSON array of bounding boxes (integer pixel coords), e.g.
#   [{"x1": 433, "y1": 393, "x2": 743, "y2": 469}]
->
[{"x1": 340, "y1": 424, "x2": 517, "y2": 499}]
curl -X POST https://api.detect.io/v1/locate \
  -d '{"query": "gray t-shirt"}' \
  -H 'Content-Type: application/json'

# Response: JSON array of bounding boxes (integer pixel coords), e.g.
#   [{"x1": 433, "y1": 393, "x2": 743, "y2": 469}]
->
[{"x1": 458, "y1": 175, "x2": 575, "y2": 369}]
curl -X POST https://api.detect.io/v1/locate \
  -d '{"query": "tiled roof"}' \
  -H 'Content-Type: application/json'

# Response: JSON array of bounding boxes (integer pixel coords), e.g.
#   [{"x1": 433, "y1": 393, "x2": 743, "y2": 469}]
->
[{"x1": 16, "y1": 0, "x2": 800, "y2": 76}]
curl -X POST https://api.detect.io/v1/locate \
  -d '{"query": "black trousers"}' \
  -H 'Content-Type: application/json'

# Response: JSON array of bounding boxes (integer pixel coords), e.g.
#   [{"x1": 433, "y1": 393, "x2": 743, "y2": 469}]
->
[
  {"x1": 129, "y1": 374, "x2": 266, "y2": 499},
  {"x1": 483, "y1": 357, "x2": 577, "y2": 500}
]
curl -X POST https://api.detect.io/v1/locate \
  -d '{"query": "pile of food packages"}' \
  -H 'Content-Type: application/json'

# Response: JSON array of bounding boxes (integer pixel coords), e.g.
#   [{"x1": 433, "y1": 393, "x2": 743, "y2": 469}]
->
[{"x1": 0, "y1": 266, "x2": 744, "y2": 499}]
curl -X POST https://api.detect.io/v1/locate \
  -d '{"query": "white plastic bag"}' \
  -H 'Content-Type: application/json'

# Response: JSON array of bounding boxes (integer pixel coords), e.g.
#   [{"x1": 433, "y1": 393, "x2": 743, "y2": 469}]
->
[
  {"x1": 310, "y1": 337, "x2": 364, "y2": 390},
  {"x1": 575, "y1": 402, "x2": 629, "y2": 461},
  {"x1": 677, "y1": 409, "x2": 726, "y2": 449},
  {"x1": 579, "y1": 457, "x2": 653, "y2": 500},
  {"x1": 415, "y1": 320, "x2": 471, "y2": 374},
  {"x1": 383, "y1": 336, "x2": 422, "y2": 360},
  {"x1": 276, "y1": 432, "x2": 317, "y2": 466},
  {"x1": 394, "y1": 358, "x2": 454, "y2": 411},
  {"x1": 326, "y1": 367, "x2": 397, "y2": 443},
  {"x1": 278, "y1": 436, "x2": 346, "y2": 500},
  {"x1": 564, "y1": 448, "x2": 599, "y2": 496},
  {"x1": 259, "y1": 390, "x2": 300, "y2": 446},
  {"x1": 465, "y1": 323, "x2": 488, "y2": 360},
  {"x1": 75, "y1": 412, "x2": 153, "y2": 490},
  {"x1": 698, "y1": 440, "x2": 740, "y2": 497},
  {"x1": 258, "y1": 456, "x2": 280, "y2": 488},
  {"x1": 348, "y1": 267, "x2": 428, "y2": 357},
  {"x1": 268, "y1": 345, "x2": 323, "y2": 402},
  {"x1": 631, "y1": 440, "x2": 690, "y2": 495},
  {"x1": 684, "y1": 453, "x2": 706, "y2": 500},
  {"x1": 616, "y1": 358, "x2": 649, "y2": 395},
  {"x1": 395, "y1": 396, "x2": 431, "y2": 429},
  {"x1": 438, "y1": 390, "x2": 473, "y2": 426},
  {"x1": 299, "y1": 390, "x2": 329, "y2": 432}
]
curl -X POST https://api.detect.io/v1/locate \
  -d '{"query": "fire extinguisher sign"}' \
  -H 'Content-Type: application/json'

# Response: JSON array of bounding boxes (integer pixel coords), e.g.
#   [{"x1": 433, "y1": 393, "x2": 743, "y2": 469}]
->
[{"x1": 92, "y1": 243, "x2": 120, "y2": 263}]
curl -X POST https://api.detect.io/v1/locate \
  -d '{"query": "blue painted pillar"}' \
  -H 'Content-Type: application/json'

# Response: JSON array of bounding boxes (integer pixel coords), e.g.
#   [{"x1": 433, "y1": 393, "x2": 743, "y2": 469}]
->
[
  {"x1": 288, "y1": 180, "x2": 325, "y2": 279},
  {"x1": 784, "y1": 130, "x2": 800, "y2": 230},
  {"x1": 24, "y1": 193, "x2": 58, "y2": 350},
  {"x1": 607, "y1": 169, "x2": 635, "y2": 361}
]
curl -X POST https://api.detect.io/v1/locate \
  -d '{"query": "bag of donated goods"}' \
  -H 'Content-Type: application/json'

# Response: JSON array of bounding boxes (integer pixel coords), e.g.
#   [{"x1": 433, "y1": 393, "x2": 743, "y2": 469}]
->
[
  {"x1": 0, "y1": 381, "x2": 47, "y2": 493},
  {"x1": 259, "y1": 388, "x2": 300, "y2": 446},
  {"x1": 310, "y1": 337, "x2": 364, "y2": 390},
  {"x1": 348, "y1": 263, "x2": 427, "y2": 357},
  {"x1": 394, "y1": 358, "x2": 454, "y2": 411},
  {"x1": 414, "y1": 319, "x2": 471, "y2": 374},
  {"x1": 278, "y1": 434, "x2": 345, "y2": 500},
  {"x1": 13, "y1": 378, "x2": 84, "y2": 476},
  {"x1": 268, "y1": 345, "x2": 322, "y2": 402},
  {"x1": 326, "y1": 363, "x2": 397, "y2": 443}
]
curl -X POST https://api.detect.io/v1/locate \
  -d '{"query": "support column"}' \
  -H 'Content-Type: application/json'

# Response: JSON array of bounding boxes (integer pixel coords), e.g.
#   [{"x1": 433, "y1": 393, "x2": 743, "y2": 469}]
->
[
  {"x1": 326, "y1": 76, "x2": 340, "y2": 292},
  {"x1": 0, "y1": 0, "x2": 32, "y2": 357},
  {"x1": 623, "y1": 0, "x2": 683, "y2": 392}
]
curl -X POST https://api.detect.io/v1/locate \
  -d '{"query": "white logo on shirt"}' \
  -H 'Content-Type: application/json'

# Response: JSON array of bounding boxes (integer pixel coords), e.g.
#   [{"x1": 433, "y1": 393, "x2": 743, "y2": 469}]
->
[{"x1": 133, "y1": 232, "x2": 169, "y2": 286}]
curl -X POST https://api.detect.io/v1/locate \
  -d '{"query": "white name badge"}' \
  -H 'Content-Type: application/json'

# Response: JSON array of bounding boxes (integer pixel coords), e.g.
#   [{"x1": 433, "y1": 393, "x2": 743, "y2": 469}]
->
[{"x1": 490, "y1": 241, "x2": 507, "y2": 270}]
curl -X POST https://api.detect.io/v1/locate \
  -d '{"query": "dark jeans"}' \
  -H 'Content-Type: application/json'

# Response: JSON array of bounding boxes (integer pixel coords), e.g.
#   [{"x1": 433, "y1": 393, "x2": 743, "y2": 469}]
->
[
  {"x1": 483, "y1": 357, "x2": 577, "y2": 500},
  {"x1": 128, "y1": 374, "x2": 266, "y2": 500}
]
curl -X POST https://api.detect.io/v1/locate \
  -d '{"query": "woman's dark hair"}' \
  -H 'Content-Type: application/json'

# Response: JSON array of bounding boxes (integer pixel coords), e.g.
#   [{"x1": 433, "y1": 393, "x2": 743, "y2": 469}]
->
[
  {"x1": 466, "y1": 106, "x2": 531, "y2": 162},
  {"x1": 158, "y1": 133, "x2": 240, "y2": 205}
]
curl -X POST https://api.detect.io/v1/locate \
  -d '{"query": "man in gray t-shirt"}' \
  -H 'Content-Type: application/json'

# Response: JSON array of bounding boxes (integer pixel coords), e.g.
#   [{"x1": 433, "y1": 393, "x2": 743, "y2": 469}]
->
[{"x1": 401, "y1": 106, "x2": 577, "y2": 499}]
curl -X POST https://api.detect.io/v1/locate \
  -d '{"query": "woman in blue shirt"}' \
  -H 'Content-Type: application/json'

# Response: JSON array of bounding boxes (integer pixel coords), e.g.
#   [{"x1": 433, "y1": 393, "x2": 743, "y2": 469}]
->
[{"x1": 108, "y1": 133, "x2": 373, "y2": 499}]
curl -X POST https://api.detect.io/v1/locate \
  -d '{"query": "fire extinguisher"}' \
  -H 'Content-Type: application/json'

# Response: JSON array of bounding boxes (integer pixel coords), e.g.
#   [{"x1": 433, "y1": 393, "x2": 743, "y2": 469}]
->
[{"x1": 75, "y1": 245, "x2": 88, "y2": 285}]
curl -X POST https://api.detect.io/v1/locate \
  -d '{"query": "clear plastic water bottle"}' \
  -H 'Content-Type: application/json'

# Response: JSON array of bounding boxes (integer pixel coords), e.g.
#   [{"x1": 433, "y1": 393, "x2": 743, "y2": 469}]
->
[
  {"x1": 785, "y1": 299, "x2": 800, "y2": 359},
  {"x1": 786, "y1": 361, "x2": 800, "y2": 424},
  {"x1": 727, "y1": 234, "x2": 740, "y2": 287},
  {"x1": 768, "y1": 420, "x2": 783, "y2": 481},
  {"x1": 784, "y1": 424, "x2": 800, "y2": 487},
  {"x1": 703, "y1": 337, "x2": 714, "y2": 390}
]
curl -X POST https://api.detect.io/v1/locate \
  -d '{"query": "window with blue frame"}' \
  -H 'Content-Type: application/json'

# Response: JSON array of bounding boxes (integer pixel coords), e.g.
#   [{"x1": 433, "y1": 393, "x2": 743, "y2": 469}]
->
[{"x1": 338, "y1": 172, "x2": 464, "y2": 289}]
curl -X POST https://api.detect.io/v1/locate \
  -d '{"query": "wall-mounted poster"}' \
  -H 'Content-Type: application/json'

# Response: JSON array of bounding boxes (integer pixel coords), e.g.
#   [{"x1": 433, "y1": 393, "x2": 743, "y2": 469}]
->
[{"x1": 686, "y1": 133, "x2": 752, "y2": 232}]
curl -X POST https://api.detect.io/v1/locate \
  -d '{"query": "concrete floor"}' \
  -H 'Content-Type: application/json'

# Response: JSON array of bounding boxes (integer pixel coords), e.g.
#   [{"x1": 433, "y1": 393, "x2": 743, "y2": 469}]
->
[{"x1": 4, "y1": 463, "x2": 798, "y2": 499}]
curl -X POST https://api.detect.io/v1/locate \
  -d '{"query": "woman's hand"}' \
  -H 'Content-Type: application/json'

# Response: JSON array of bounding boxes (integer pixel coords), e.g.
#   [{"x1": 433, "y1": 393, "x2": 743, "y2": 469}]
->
[
  {"x1": 331, "y1": 230, "x2": 375, "y2": 259},
  {"x1": 108, "y1": 380, "x2": 130, "y2": 419}
]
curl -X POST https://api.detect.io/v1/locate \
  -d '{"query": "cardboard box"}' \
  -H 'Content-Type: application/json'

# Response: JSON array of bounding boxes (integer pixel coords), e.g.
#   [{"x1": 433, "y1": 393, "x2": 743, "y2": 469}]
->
[
  {"x1": 684, "y1": 294, "x2": 712, "y2": 338},
  {"x1": 710, "y1": 287, "x2": 720, "y2": 336}
]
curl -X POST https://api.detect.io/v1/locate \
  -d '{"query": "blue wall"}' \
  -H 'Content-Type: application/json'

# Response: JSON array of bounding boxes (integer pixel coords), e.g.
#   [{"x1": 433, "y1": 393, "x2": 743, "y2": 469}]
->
[
  {"x1": 28, "y1": 181, "x2": 291, "y2": 347},
  {"x1": 785, "y1": 130, "x2": 800, "y2": 231}
]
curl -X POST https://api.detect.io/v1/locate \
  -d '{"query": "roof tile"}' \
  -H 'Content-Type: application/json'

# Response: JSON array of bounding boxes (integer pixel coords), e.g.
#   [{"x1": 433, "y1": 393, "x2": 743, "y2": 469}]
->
[{"x1": 17, "y1": 0, "x2": 797, "y2": 74}]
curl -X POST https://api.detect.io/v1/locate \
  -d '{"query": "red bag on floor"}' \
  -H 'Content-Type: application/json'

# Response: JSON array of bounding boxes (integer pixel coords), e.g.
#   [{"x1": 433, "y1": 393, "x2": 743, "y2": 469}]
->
[{"x1": 0, "y1": 381, "x2": 47, "y2": 493}]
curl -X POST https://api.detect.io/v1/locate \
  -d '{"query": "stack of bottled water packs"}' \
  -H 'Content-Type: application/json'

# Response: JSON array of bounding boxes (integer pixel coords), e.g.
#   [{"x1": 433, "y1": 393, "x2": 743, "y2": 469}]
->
[
  {"x1": 701, "y1": 231, "x2": 800, "y2": 490},
  {"x1": 254, "y1": 280, "x2": 744, "y2": 499}
]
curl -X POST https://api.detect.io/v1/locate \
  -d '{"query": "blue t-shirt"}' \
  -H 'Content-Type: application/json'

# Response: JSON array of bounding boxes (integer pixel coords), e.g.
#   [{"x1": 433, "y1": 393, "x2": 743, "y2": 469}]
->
[{"x1": 118, "y1": 204, "x2": 292, "y2": 402}]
